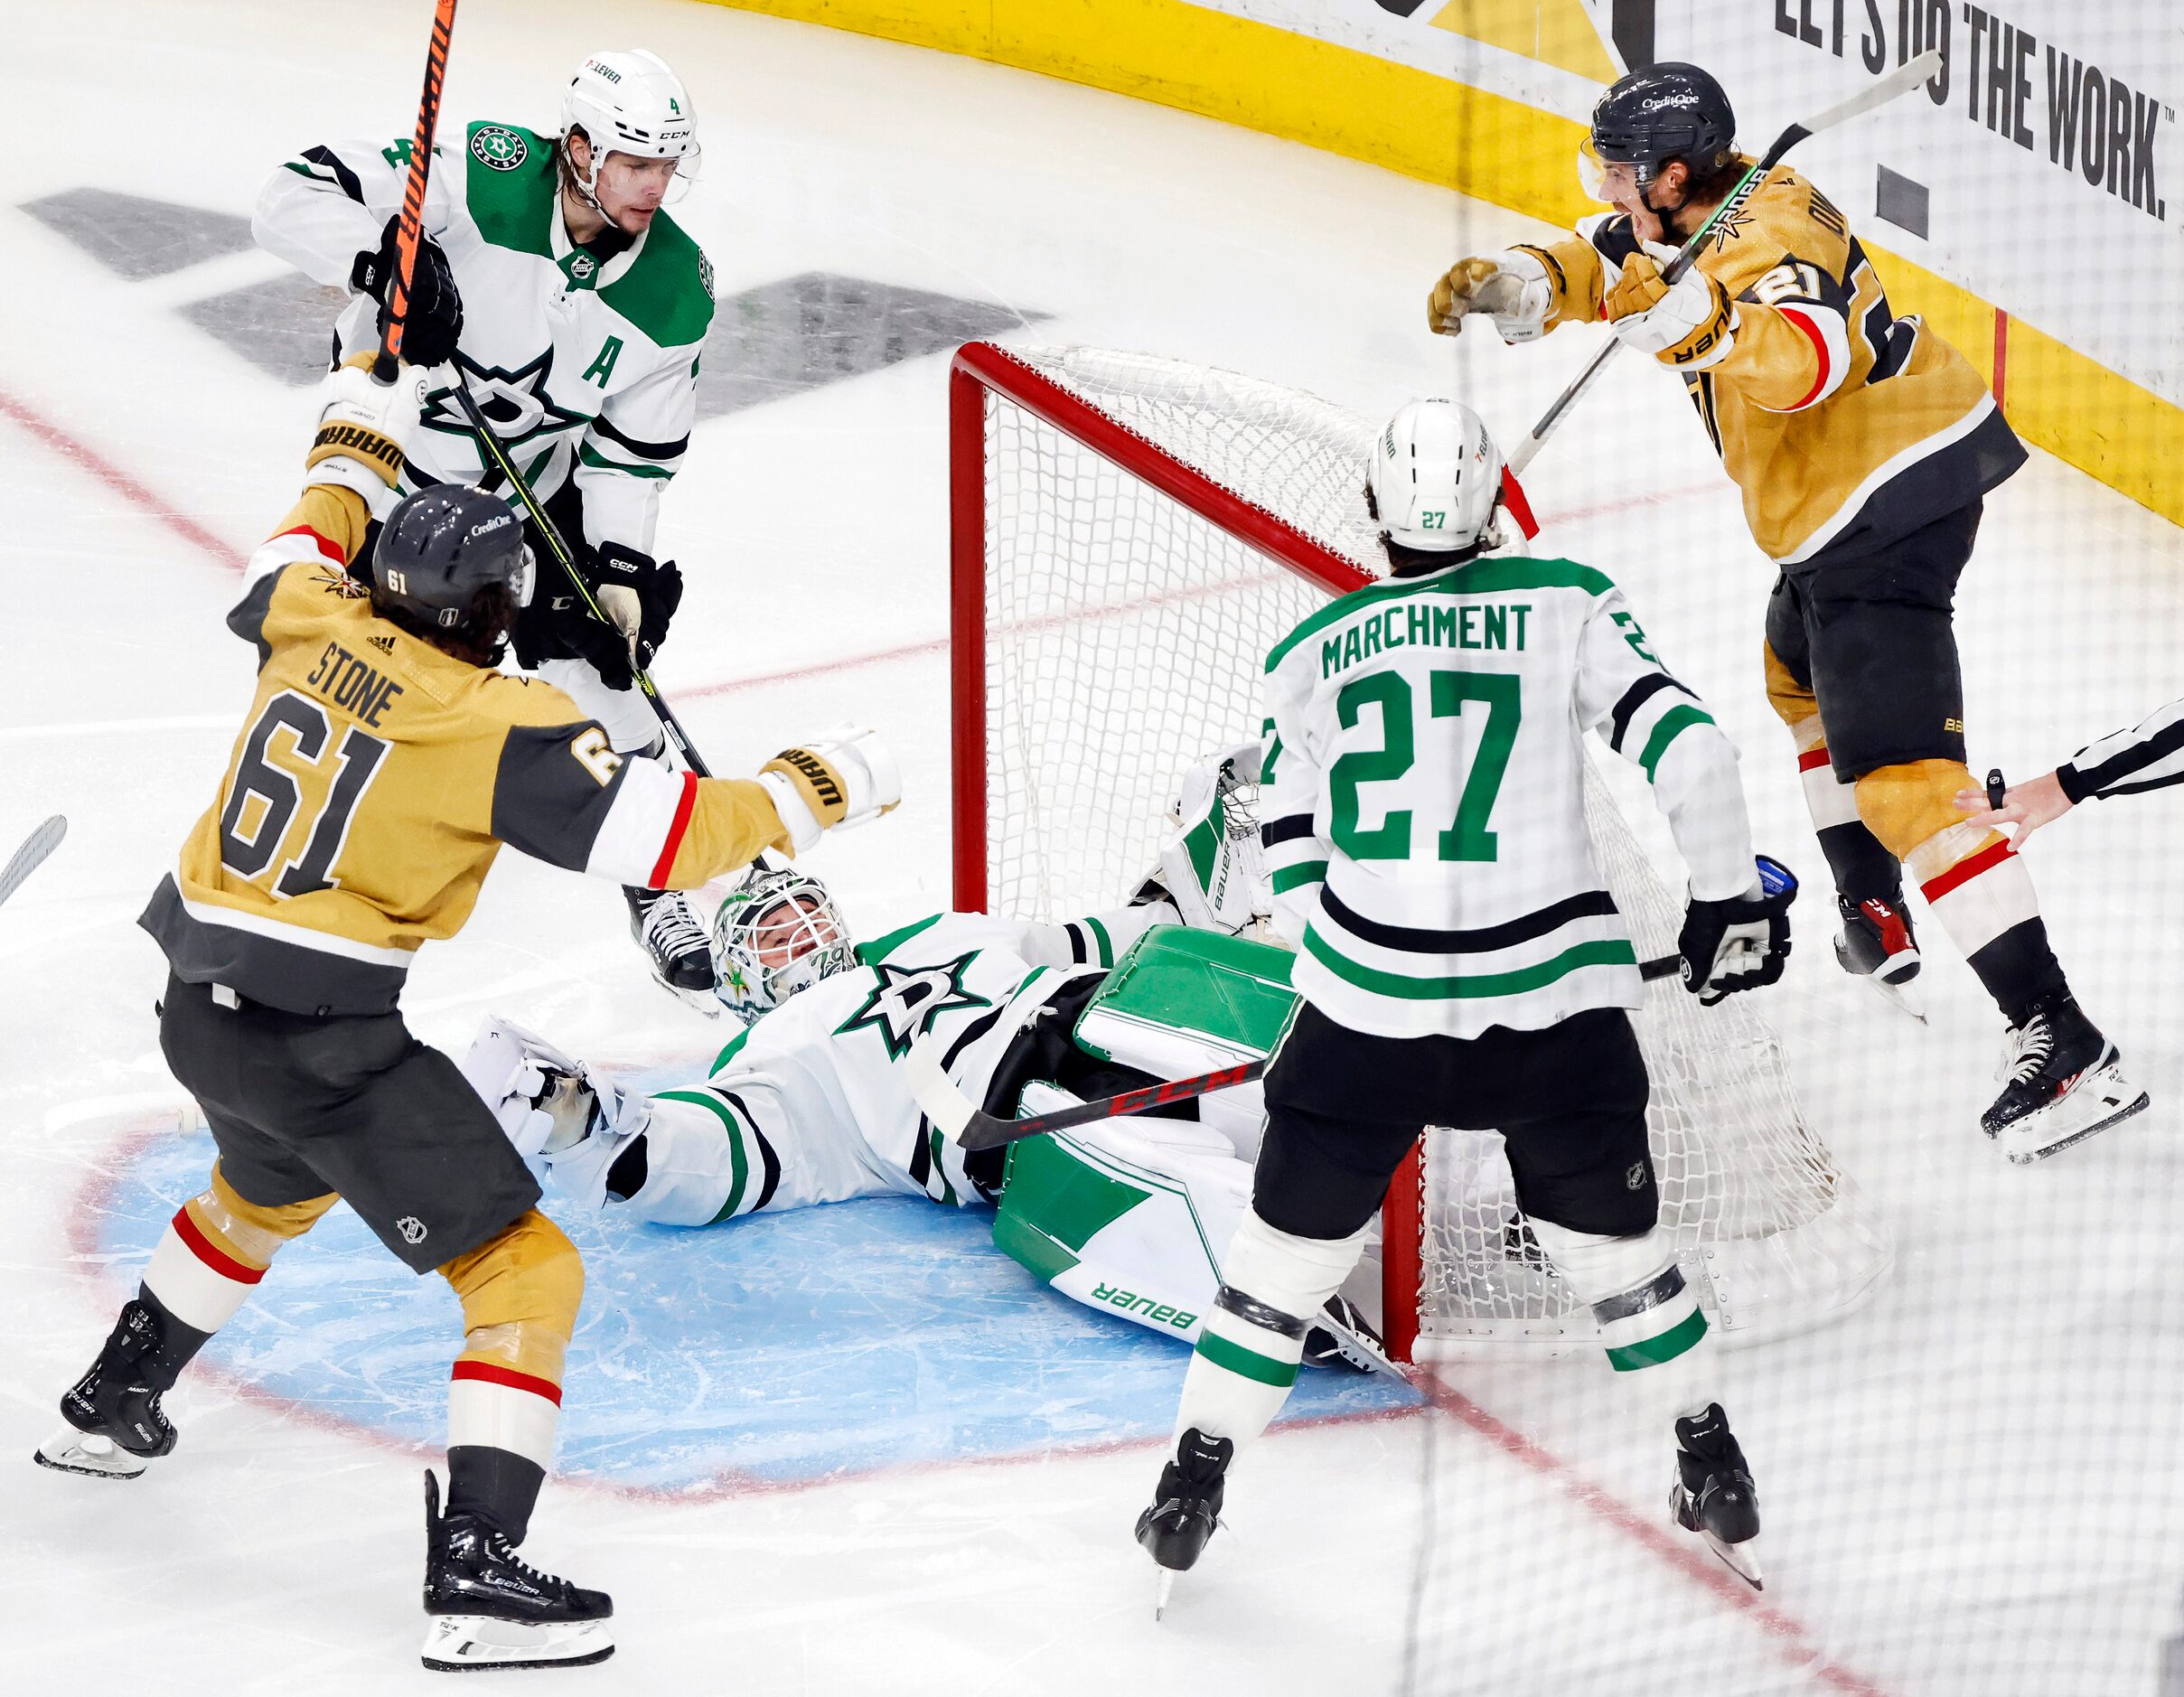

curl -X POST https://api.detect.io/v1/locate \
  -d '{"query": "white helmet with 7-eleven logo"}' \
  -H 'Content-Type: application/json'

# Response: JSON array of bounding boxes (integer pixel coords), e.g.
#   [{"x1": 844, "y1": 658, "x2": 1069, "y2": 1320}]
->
[
  {"x1": 561, "y1": 49, "x2": 701, "y2": 206},
  {"x1": 1364, "y1": 398, "x2": 1505, "y2": 558}
]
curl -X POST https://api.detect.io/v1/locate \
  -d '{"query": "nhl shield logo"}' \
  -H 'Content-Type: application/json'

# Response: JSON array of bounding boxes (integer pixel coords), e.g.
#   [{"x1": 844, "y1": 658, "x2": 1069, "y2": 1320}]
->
[
  {"x1": 471, "y1": 126, "x2": 529, "y2": 172},
  {"x1": 1626, "y1": 1161, "x2": 1648, "y2": 1192},
  {"x1": 397, "y1": 1215, "x2": 429, "y2": 1245},
  {"x1": 568, "y1": 253, "x2": 595, "y2": 282}
]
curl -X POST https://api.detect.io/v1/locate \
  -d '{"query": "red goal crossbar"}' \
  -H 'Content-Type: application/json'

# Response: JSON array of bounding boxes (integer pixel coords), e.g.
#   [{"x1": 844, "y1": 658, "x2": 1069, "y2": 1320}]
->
[{"x1": 945, "y1": 340, "x2": 1427, "y2": 1362}]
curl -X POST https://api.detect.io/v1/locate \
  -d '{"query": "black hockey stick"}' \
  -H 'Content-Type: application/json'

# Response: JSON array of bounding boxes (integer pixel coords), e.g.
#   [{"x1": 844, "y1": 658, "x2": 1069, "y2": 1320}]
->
[
  {"x1": 1504, "y1": 49, "x2": 1943, "y2": 477},
  {"x1": 0, "y1": 815, "x2": 65, "y2": 909},
  {"x1": 450, "y1": 381, "x2": 714, "y2": 776},
  {"x1": 908, "y1": 952, "x2": 1684, "y2": 1152}
]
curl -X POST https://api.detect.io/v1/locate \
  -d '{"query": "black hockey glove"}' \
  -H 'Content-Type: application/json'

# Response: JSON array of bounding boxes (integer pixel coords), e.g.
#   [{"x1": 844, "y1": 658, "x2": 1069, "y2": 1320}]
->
[
  {"x1": 350, "y1": 215, "x2": 464, "y2": 368},
  {"x1": 1677, "y1": 855, "x2": 1797, "y2": 1006},
  {"x1": 586, "y1": 541, "x2": 683, "y2": 670}
]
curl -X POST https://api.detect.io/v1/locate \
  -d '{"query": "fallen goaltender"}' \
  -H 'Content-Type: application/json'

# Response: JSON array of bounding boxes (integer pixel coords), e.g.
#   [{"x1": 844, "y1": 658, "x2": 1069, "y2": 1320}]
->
[{"x1": 459, "y1": 745, "x2": 1397, "y2": 1376}]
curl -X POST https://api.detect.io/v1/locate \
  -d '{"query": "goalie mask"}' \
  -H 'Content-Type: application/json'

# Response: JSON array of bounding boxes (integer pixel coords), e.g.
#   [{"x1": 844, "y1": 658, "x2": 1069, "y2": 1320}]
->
[{"x1": 711, "y1": 866, "x2": 857, "y2": 1019}]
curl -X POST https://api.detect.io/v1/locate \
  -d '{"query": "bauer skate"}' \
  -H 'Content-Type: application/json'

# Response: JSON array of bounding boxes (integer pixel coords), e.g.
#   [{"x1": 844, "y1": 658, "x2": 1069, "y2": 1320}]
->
[
  {"x1": 1671, "y1": 1403, "x2": 1763, "y2": 1590},
  {"x1": 34, "y1": 1299, "x2": 181, "y2": 1480},
  {"x1": 1982, "y1": 991, "x2": 2148, "y2": 1164},
  {"x1": 1136, "y1": 1428, "x2": 1233, "y2": 1619},
  {"x1": 626, "y1": 886, "x2": 719, "y2": 1013},
  {"x1": 1833, "y1": 893, "x2": 1926, "y2": 1023},
  {"x1": 421, "y1": 1471, "x2": 614, "y2": 1672}
]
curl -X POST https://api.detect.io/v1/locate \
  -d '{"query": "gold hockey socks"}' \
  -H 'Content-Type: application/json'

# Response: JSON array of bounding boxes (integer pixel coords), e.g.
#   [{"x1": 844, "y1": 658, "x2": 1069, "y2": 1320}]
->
[{"x1": 438, "y1": 1210, "x2": 585, "y2": 1542}]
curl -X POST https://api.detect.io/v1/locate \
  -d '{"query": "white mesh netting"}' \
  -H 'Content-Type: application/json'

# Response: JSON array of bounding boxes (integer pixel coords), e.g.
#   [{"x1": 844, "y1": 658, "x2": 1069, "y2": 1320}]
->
[{"x1": 967, "y1": 342, "x2": 1889, "y2": 1355}]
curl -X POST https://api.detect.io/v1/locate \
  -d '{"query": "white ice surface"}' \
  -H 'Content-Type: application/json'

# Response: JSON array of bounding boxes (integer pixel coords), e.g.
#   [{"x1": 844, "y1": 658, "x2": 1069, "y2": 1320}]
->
[{"x1": 3, "y1": 2, "x2": 2181, "y2": 1693}]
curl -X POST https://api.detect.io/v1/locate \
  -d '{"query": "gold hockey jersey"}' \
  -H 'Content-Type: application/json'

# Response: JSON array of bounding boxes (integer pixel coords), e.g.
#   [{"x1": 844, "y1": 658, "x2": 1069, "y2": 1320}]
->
[
  {"x1": 142, "y1": 486, "x2": 789, "y2": 1016},
  {"x1": 1527, "y1": 165, "x2": 2024, "y2": 568}
]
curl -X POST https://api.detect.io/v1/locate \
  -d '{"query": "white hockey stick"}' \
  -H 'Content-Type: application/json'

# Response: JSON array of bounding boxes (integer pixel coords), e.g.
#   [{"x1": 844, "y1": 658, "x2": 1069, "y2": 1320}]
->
[
  {"x1": 0, "y1": 816, "x2": 65, "y2": 909},
  {"x1": 1504, "y1": 49, "x2": 1944, "y2": 478}
]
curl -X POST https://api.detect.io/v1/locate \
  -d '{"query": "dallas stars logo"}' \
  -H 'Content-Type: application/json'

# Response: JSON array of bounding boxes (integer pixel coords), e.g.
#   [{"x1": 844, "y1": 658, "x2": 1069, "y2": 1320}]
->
[
  {"x1": 420, "y1": 347, "x2": 591, "y2": 461},
  {"x1": 834, "y1": 953, "x2": 991, "y2": 1062},
  {"x1": 471, "y1": 126, "x2": 529, "y2": 172}
]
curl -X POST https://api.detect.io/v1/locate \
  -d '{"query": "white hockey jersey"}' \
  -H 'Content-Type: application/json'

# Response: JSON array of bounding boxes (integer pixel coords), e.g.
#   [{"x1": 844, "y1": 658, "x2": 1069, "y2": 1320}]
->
[
  {"x1": 660, "y1": 905, "x2": 1167, "y2": 1217},
  {"x1": 1260, "y1": 553, "x2": 1756, "y2": 1040},
  {"x1": 255, "y1": 123, "x2": 713, "y2": 556}
]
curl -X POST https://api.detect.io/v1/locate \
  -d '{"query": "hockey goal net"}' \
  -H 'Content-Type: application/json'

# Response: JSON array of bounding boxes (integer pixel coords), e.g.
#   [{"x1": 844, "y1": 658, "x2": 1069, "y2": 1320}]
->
[{"x1": 948, "y1": 341, "x2": 1890, "y2": 1364}]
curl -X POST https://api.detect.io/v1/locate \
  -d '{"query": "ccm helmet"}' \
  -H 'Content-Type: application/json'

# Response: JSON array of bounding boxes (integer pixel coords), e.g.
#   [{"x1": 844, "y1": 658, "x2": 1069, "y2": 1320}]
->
[{"x1": 1365, "y1": 398, "x2": 1504, "y2": 560}]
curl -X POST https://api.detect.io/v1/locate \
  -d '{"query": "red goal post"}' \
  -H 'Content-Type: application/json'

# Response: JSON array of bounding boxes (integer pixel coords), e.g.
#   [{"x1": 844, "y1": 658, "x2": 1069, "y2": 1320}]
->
[{"x1": 947, "y1": 340, "x2": 1888, "y2": 1367}]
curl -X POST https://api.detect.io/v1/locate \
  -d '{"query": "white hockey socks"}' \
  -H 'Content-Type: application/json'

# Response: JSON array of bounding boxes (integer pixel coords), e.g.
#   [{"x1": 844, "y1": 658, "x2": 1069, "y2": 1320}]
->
[
  {"x1": 1173, "y1": 1209, "x2": 1369, "y2": 1450},
  {"x1": 1529, "y1": 1219, "x2": 1715, "y2": 1421}
]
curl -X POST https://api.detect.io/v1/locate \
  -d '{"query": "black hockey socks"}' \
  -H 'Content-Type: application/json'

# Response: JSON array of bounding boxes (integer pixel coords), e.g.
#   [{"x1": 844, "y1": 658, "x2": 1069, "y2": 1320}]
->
[{"x1": 446, "y1": 1443, "x2": 548, "y2": 1546}]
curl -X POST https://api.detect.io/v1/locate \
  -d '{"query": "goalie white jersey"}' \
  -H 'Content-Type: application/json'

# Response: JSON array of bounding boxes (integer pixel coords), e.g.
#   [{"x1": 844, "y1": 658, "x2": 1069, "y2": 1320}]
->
[
  {"x1": 658, "y1": 905, "x2": 1166, "y2": 1217},
  {"x1": 255, "y1": 123, "x2": 713, "y2": 556},
  {"x1": 1260, "y1": 553, "x2": 1757, "y2": 1040}
]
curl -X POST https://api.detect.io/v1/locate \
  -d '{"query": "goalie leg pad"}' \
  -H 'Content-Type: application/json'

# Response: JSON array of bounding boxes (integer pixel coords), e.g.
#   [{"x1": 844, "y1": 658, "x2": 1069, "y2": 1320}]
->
[
  {"x1": 994, "y1": 1109, "x2": 1249, "y2": 1346},
  {"x1": 1172, "y1": 1209, "x2": 1371, "y2": 1450}
]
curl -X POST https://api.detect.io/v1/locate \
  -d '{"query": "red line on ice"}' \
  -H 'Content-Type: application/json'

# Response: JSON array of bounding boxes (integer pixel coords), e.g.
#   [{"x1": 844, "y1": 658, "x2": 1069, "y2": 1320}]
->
[
  {"x1": 1421, "y1": 1371, "x2": 1894, "y2": 1696},
  {"x1": 0, "y1": 386, "x2": 244, "y2": 571}
]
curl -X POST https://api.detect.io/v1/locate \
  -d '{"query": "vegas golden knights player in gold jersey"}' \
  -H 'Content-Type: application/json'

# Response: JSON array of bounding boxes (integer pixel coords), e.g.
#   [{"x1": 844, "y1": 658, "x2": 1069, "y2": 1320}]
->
[
  {"x1": 1427, "y1": 62, "x2": 2144, "y2": 1161},
  {"x1": 35, "y1": 357, "x2": 902, "y2": 1671}
]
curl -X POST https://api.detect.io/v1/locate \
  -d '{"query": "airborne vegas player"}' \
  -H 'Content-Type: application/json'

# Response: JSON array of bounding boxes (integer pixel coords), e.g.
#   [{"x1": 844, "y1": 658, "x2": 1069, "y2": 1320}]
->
[{"x1": 1428, "y1": 61, "x2": 2145, "y2": 1161}]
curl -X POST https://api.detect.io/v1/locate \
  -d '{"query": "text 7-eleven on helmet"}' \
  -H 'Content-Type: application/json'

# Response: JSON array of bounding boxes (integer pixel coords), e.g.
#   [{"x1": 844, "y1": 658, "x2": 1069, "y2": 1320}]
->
[{"x1": 561, "y1": 49, "x2": 701, "y2": 202}]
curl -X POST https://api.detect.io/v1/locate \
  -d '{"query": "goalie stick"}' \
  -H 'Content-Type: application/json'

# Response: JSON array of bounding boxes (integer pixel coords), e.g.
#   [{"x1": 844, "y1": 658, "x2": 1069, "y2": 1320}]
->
[
  {"x1": 0, "y1": 816, "x2": 65, "y2": 910},
  {"x1": 908, "y1": 953, "x2": 1684, "y2": 1153},
  {"x1": 1504, "y1": 49, "x2": 1945, "y2": 478}
]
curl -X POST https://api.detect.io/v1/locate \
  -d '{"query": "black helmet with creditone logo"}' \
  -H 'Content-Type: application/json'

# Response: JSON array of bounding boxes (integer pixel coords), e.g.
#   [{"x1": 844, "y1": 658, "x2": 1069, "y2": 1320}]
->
[{"x1": 370, "y1": 484, "x2": 535, "y2": 636}]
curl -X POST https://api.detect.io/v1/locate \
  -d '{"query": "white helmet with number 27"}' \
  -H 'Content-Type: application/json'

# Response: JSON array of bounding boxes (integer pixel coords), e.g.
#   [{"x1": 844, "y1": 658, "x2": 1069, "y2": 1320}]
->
[
  {"x1": 561, "y1": 49, "x2": 701, "y2": 202},
  {"x1": 1365, "y1": 398, "x2": 1504, "y2": 555}
]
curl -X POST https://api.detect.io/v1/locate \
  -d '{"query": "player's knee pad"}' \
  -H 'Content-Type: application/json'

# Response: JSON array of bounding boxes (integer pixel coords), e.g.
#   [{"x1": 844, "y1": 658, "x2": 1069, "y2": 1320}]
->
[
  {"x1": 193, "y1": 1162, "x2": 340, "y2": 1266},
  {"x1": 1529, "y1": 1219, "x2": 1709, "y2": 1372},
  {"x1": 1762, "y1": 642, "x2": 1818, "y2": 732},
  {"x1": 438, "y1": 1209, "x2": 585, "y2": 1388},
  {"x1": 1853, "y1": 759, "x2": 1984, "y2": 861}
]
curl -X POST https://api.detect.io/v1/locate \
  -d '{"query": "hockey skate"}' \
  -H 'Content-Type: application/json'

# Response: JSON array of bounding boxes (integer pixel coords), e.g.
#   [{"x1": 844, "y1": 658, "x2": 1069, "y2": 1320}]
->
[
  {"x1": 421, "y1": 1471, "x2": 614, "y2": 1672},
  {"x1": 1671, "y1": 1403, "x2": 1763, "y2": 1590},
  {"x1": 34, "y1": 1299, "x2": 180, "y2": 1480},
  {"x1": 1136, "y1": 1427, "x2": 1233, "y2": 1619},
  {"x1": 1982, "y1": 991, "x2": 2149, "y2": 1164},
  {"x1": 625, "y1": 886, "x2": 718, "y2": 1013},
  {"x1": 1303, "y1": 1295, "x2": 1399, "y2": 1379},
  {"x1": 1833, "y1": 894, "x2": 1926, "y2": 1023}
]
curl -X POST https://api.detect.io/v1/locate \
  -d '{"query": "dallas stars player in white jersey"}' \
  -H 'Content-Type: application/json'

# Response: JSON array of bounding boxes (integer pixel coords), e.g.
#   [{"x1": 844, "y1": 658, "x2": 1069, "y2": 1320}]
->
[
  {"x1": 256, "y1": 49, "x2": 724, "y2": 999},
  {"x1": 1135, "y1": 399, "x2": 1796, "y2": 1605},
  {"x1": 459, "y1": 760, "x2": 1384, "y2": 1367}
]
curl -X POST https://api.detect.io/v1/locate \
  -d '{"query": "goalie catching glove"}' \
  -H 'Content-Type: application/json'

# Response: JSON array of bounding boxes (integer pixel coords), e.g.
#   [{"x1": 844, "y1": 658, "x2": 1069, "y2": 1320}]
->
[
  {"x1": 457, "y1": 1016, "x2": 624, "y2": 1160},
  {"x1": 759, "y1": 726, "x2": 902, "y2": 854},
  {"x1": 1678, "y1": 855, "x2": 1796, "y2": 1006},
  {"x1": 1426, "y1": 248, "x2": 1553, "y2": 342}
]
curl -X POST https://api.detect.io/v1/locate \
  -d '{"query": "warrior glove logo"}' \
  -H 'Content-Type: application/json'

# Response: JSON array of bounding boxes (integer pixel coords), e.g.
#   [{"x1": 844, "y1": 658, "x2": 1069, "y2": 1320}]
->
[{"x1": 470, "y1": 126, "x2": 529, "y2": 171}]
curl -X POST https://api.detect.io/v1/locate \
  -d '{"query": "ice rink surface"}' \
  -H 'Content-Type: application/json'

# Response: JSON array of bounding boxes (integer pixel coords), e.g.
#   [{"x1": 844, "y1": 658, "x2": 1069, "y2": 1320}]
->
[{"x1": 3, "y1": 2, "x2": 2181, "y2": 1692}]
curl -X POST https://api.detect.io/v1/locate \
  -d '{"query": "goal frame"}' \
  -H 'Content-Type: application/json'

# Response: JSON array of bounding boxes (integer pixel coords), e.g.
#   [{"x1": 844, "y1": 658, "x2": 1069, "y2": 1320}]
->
[{"x1": 947, "y1": 339, "x2": 1434, "y2": 1361}]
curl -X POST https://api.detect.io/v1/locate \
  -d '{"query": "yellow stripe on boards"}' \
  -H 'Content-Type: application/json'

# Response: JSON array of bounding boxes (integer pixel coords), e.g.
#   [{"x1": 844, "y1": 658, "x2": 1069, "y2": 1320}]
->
[
  {"x1": 1428, "y1": 0, "x2": 1619, "y2": 83},
  {"x1": 698, "y1": 0, "x2": 2183, "y2": 528}
]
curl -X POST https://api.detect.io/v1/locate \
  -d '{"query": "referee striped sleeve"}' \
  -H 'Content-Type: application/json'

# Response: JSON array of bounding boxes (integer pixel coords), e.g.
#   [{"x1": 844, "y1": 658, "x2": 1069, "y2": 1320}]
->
[{"x1": 2058, "y1": 697, "x2": 2184, "y2": 802}]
